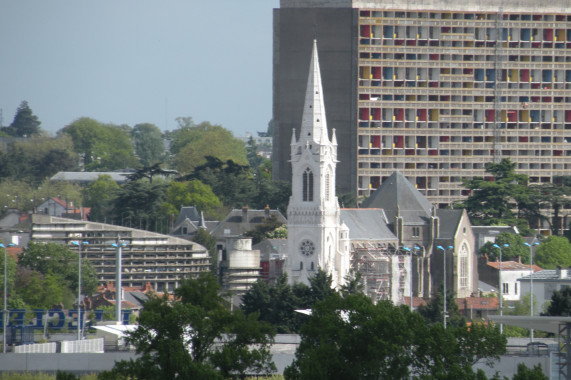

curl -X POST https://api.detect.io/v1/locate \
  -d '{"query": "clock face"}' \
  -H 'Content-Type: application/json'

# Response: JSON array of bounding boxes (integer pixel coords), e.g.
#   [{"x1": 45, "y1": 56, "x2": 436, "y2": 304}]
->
[{"x1": 300, "y1": 239, "x2": 315, "y2": 256}]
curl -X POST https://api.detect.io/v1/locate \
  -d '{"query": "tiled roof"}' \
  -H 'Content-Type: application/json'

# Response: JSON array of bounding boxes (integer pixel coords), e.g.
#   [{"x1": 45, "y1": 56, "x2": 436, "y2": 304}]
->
[
  {"x1": 487, "y1": 261, "x2": 541, "y2": 271},
  {"x1": 456, "y1": 297, "x2": 499, "y2": 311}
]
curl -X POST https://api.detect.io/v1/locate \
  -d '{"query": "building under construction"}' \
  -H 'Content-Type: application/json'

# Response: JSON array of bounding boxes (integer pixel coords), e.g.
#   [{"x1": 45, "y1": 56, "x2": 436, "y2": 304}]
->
[
  {"x1": 273, "y1": 0, "x2": 571, "y2": 230},
  {"x1": 351, "y1": 243, "x2": 412, "y2": 305}
]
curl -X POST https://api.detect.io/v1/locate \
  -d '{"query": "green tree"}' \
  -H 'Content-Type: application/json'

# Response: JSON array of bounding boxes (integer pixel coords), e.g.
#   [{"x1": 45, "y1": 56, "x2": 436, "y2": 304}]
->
[
  {"x1": 479, "y1": 232, "x2": 531, "y2": 264},
  {"x1": 4, "y1": 101, "x2": 42, "y2": 137},
  {"x1": 131, "y1": 123, "x2": 165, "y2": 167},
  {"x1": 60, "y1": 117, "x2": 139, "y2": 171},
  {"x1": 192, "y1": 228, "x2": 218, "y2": 274},
  {"x1": 534, "y1": 235, "x2": 571, "y2": 269},
  {"x1": 543, "y1": 286, "x2": 571, "y2": 316},
  {"x1": 112, "y1": 179, "x2": 167, "y2": 231},
  {"x1": 284, "y1": 293, "x2": 505, "y2": 380},
  {"x1": 83, "y1": 175, "x2": 120, "y2": 222},
  {"x1": 18, "y1": 242, "x2": 97, "y2": 297},
  {"x1": 244, "y1": 215, "x2": 286, "y2": 245},
  {"x1": 14, "y1": 267, "x2": 64, "y2": 309},
  {"x1": 170, "y1": 120, "x2": 248, "y2": 174},
  {"x1": 532, "y1": 176, "x2": 571, "y2": 236},
  {"x1": 103, "y1": 273, "x2": 275, "y2": 379},
  {"x1": 162, "y1": 180, "x2": 222, "y2": 219},
  {"x1": 458, "y1": 159, "x2": 535, "y2": 230},
  {"x1": 417, "y1": 285, "x2": 465, "y2": 328},
  {"x1": 512, "y1": 363, "x2": 549, "y2": 380},
  {"x1": 182, "y1": 156, "x2": 256, "y2": 208}
]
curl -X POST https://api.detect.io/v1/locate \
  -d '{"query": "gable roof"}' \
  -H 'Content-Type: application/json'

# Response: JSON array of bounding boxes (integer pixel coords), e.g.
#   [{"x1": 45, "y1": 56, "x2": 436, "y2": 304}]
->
[
  {"x1": 436, "y1": 209, "x2": 464, "y2": 239},
  {"x1": 340, "y1": 208, "x2": 397, "y2": 242},
  {"x1": 361, "y1": 171, "x2": 433, "y2": 224},
  {"x1": 211, "y1": 207, "x2": 287, "y2": 239}
]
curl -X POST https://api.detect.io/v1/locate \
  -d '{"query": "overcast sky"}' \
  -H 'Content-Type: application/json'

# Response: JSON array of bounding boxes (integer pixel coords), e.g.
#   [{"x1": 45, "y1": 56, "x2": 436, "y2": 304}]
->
[{"x1": 0, "y1": 1, "x2": 279, "y2": 137}]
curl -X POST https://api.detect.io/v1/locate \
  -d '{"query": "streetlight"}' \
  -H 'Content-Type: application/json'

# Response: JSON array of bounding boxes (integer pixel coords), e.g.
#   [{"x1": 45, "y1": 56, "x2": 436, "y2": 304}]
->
[
  {"x1": 2, "y1": 242, "x2": 15, "y2": 353},
  {"x1": 493, "y1": 243, "x2": 509, "y2": 334},
  {"x1": 437, "y1": 245, "x2": 453, "y2": 328},
  {"x1": 72, "y1": 241, "x2": 89, "y2": 340},
  {"x1": 111, "y1": 241, "x2": 127, "y2": 324},
  {"x1": 401, "y1": 246, "x2": 412, "y2": 312},
  {"x1": 524, "y1": 240, "x2": 540, "y2": 342}
]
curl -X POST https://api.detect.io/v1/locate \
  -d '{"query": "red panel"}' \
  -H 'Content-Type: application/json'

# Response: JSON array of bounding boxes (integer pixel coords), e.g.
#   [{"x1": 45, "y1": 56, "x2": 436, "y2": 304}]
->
[
  {"x1": 372, "y1": 136, "x2": 381, "y2": 148},
  {"x1": 360, "y1": 108, "x2": 369, "y2": 120},
  {"x1": 372, "y1": 67, "x2": 381, "y2": 79},
  {"x1": 521, "y1": 69, "x2": 530, "y2": 82},
  {"x1": 361, "y1": 25, "x2": 371, "y2": 37},
  {"x1": 373, "y1": 108, "x2": 381, "y2": 121},
  {"x1": 418, "y1": 109, "x2": 427, "y2": 121}
]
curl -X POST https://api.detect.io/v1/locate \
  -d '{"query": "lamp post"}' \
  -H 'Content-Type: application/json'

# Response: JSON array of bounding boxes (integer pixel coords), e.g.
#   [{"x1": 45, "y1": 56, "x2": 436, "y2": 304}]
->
[
  {"x1": 2, "y1": 242, "x2": 15, "y2": 353},
  {"x1": 493, "y1": 243, "x2": 509, "y2": 334},
  {"x1": 72, "y1": 241, "x2": 89, "y2": 340},
  {"x1": 112, "y1": 240, "x2": 127, "y2": 324},
  {"x1": 437, "y1": 245, "x2": 453, "y2": 328},
  {"x1": 524, "y1": 240, "x2": 540, "y2": 342},
  {"x1": 401, "y1": 246, "x2": 412, "y2": 312}
]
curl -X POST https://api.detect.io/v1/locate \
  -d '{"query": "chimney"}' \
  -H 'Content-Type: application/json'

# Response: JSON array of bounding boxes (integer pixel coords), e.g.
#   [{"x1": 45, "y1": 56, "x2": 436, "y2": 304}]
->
[
  {"x1": 242, "y1": 206, "x2": 248, "y2": 222},
  {"x1": 557, "y1": 265, "x2": 568, "y2": 279}
]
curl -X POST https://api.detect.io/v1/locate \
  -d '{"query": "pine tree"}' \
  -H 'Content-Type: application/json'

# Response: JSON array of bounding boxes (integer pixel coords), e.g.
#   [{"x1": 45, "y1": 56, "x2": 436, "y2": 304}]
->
[{"x1": 8, "y1": 101, "x2": 41, "y2": 137}]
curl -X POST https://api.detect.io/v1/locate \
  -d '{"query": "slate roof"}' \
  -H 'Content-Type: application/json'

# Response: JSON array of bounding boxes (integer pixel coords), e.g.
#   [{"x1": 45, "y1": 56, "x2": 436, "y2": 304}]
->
[
  {"x1": 211, "y1": 208, "x2": 287, "y2": 238},
  {"x1": 340, "y1": 209, "x2": 397, "y2": 242},
  {"x1": 173, "y1": 206, "x2": 201, "y2": 226},
  {"x1": 361, "y1": 171, "x2": 433, "y2": 224},
  {"x1": 436, "y1": 209, "x2": 464, "y2": 239},
  {"x1": 50, "y1": 171, "x2": 131, "y2": 183},
  {"x1": 520, "y1": 269, "x2": 571, "y2": 282}
]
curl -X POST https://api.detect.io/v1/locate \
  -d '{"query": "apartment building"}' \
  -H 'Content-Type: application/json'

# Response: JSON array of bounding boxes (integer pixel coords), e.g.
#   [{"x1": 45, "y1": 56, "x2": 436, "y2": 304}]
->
[
  {"x1": 30, "y1": 214, "x2": 210, "y2": 292},
  {"x1": 273, "y1": 0, "x2": 571, "y2": 216}
]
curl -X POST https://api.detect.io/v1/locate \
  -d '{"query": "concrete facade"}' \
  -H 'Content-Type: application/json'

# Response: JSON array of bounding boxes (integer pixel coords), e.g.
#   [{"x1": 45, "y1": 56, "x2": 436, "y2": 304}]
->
[{"x1": 273, "y1": 0, "x2": 571, "y2": 224}]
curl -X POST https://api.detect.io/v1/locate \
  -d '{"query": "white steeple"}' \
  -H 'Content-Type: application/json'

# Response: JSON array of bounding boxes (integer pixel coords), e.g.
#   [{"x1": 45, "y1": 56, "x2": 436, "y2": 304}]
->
[
  {"x1": 298, "y1": 39, "x2": 330, "y2": 145},
  {"x1": 286, "y1": 39, "x2": 347, "y2": 289}
]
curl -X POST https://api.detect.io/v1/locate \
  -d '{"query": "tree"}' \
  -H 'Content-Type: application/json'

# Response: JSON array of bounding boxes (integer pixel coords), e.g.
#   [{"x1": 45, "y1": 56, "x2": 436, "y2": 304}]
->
[
  {"x1": 5, "y1": 101, "x2": 42, "y2": 137},
  {"x1": 60, "y1": 117, "x2": 139, "y2": 171},
  {"x1": 112, "y1": 179, "x2": 167, "y2": 231},
  {"x1": 162, "y1": 180, "x2": 222, "y2": 219},
  {"x1": 83, "y1": 175, "x2": 120, "y2": 222},
  {"x1": 192, "y1": 228, "x2": 218, "y2": 274},
  {"x1": 512, "y1": 363, "x2": 549, "y2": 380},
  {"x1": 532, "y1": 176, "x2": 571, "y2": 236},
  {"x1": 284, "y1": 293, "x2": 506, "y2": 380},
  {"x1": 417, "y1": 285, "x2": 466, "y2": 328},
  {"x1": 244, "y1": 215, "x2": 286, "y2": 245},
  {"x1": 102, "y1": 273, "x2": 275, "y2": 379},
  {"x1": 131, "y1": 123, "x2": 165, "y2": 167},
  {"x1": 18, "y1": 242, "x2": 97, "y2": 297},
  {"x1": 534, "y1": 235, "x2": 571, "y2": 269},
  {"x1": 543, "y1": 286, "x2": 571, "y2": 316},
  {"x1": 170, "y1": 120, "x2": 248, "y2": 174},
  {"x1": 458, "y1": 159, "x2": 536, "y2": 230},
  {"x1": 478, "y1": 232, "x2": 531, "y2": 264}
]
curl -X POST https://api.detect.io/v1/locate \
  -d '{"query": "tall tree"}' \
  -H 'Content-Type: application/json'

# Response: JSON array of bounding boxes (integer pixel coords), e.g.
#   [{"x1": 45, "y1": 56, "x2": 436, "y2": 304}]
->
[
  {"x1": 543, "y1": 286, "x2": 571, "y2": 316},
  {"x1": 532, "y1": 176, "x2": 571, "y2": 236},
  {"x1": 169, "y1": 120, "x2": 248, "y2": 174},
  {"x1": 284, "y1": 293, "x2": 505, "y2": 380},
  {"x1": 6, "y1": 101, "x2": 42, "y2": 137},
  {"x1": 60, "y1": 117, "x2": 139, "y2": 171},
  {"x1": 162, "y1": 180, "x2": 221, "y2": 220},
  {"x1": 102, "y1": 273, "x2": 275, "y2": 379},
  {"x1": 458, "y1": 159, "x2": 536, "y2": 231},
  {"x1": 478, "y1": 232, "x2": 531, "y2": 264},
  {"x1": 131, "y1": 123, "x2": 165, "y2": 167},
  {"x1": 112, "y1": 179, "x2": 167, "y2": 231},
  {"x1": 534, "y1": 235, "x2": 571, "y2": 269},
  {"x1": 83, "y1": 175, "x2": 120, "y2": 222}
]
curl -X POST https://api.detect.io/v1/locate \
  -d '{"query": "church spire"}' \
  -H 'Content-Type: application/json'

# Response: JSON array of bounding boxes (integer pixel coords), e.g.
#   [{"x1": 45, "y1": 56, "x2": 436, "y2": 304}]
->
[{"x1": 299, "y1": 40, "x2": 329, "y2": 145}]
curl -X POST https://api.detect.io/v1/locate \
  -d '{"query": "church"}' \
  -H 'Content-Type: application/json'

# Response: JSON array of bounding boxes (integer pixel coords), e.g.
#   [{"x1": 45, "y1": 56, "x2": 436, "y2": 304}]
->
[{"x1": 285, "y1": 40, "x2": 478, "y2": 304}]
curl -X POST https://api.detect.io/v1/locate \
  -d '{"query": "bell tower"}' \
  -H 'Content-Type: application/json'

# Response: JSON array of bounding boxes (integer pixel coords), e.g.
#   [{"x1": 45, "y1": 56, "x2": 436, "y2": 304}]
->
[{"x1": 286, "y1": 40, "x2": 346, "y2": 287}]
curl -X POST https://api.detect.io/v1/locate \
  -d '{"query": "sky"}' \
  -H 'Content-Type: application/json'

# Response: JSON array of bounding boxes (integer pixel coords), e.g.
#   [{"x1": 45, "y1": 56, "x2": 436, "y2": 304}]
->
[{"x1": 0, "y1": 1, "x2": 279, "y2": 138}]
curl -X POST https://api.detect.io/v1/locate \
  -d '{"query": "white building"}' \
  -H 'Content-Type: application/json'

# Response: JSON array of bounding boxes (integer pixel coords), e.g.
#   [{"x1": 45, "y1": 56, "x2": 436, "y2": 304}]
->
[
  {"x1": 520, "y1": 267, "x2": 571, "y2": 314},
  {"x1": 286, "y1": 40, "x2": 351, "y2": 289}
]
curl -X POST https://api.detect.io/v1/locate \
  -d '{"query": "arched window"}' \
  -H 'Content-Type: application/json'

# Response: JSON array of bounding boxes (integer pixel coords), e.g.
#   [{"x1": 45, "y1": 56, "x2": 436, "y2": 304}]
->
[
  {"x1": 300, "y1": 261, "x2": 304, "y2": 270},
  {"x1": 303, "y1": 168, "x2": 314, "y2": 201},
  {"x1": 310, "y1": 262, "x2": 315, "y2": 271},
  {"x1": 458, "y1": 242, "x2": 470, "y2": 291}
]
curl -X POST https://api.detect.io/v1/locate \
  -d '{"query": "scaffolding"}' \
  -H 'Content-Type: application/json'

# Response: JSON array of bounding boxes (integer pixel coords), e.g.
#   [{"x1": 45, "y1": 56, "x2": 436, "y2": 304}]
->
[{"x1": 351, "y1": 243, "x2": 410, "y2": 305}]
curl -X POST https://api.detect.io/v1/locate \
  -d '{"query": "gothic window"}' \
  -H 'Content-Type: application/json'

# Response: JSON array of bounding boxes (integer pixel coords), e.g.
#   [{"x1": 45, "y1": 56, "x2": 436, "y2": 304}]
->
[
  {"x1": 325, "y1": 172, "x2": 330, "y2": 201},
  {"x1": 458, "y1": 242, "x2": 470, "y2": 291},
  {"x1": 412, "y1": 227, "x2": 420, "y2": 238},
  {"x1": 300, "y1": 261, "x2": 304, "y2": 270},
  {"x1": 303, "y1": 168, "x2": 314, "y2": 201},
  {"x1": 310, "y1": 262, "x2": 315, "y2": 271}
]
